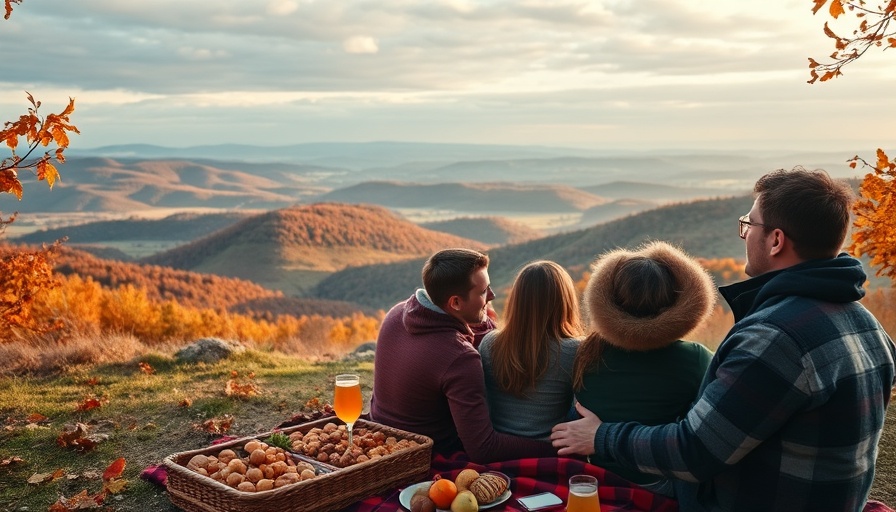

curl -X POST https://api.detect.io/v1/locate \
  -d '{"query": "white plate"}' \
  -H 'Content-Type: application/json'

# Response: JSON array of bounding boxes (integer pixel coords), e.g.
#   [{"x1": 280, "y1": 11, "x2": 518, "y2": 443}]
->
[{"x1": 399, "y1": 472, "x2": 512, "y2": 511}]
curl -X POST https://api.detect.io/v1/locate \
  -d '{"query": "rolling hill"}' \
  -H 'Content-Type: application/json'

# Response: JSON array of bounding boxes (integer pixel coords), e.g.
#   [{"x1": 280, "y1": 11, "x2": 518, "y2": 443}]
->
[
  {"x1": 141, "y1": 203, "x2": 488, "y2": 294},
  {"x1": 315, "y1": 181, "x2": 608, "y2": 212},
  {"x1": 12, "y1": 157, "x2": 334, "y2": 213},
  {"x1": 12, "y1": 211, "x2": 252, "y2": 245},
  {"x1": 581, "y1": 181, "x2": 745, "y2": 202},
  {"x1": 311, "y1": 194, "x2": 756, "y2": 310},
  {"x1": 574, "y1": 199, "x2": 660, "y2": 228},
  {"x1": 420, "y1": 216, "x2": 543, "y2": 246}
]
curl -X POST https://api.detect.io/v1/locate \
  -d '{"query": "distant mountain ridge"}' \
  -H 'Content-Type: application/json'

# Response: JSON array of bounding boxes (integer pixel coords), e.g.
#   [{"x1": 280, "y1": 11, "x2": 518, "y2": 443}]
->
[
  {"x1": 12, "y1": 156, "x2": 333, "y2": 213},
  {"x1": 581, "y1": 181, "x2": 746, "y2": 202},
  {"x1": 14, "y1": 211, "x2": 252, "y2": 244},
  {"x1": 317, "y1": 181, "x2": 607, "y2": 212}
]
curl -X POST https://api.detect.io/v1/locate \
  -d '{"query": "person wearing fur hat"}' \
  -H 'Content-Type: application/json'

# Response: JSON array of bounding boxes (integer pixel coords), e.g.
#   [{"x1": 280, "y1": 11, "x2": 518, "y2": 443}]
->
[{"x1": 571, "y1": 241, "x2": 715, "y2": 487}]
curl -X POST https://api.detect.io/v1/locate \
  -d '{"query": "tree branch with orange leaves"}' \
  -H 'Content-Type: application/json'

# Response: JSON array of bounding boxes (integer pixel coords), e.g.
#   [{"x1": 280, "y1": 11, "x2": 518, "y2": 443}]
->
[
  {"x1": 808, "y1": 0, "x2": 896, "y2": 83},
  {"x1": 1, "y1": 93, "x2": 79, "y2": 200},
  {"x1": 3, "y1": 0, "x2": 23, "y2": 20}
]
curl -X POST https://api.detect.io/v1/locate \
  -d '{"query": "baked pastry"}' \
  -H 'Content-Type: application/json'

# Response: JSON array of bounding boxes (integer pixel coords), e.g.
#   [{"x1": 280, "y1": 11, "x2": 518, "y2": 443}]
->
[{"x1": 469, "y1": 473, "x2": 508, "y2": 504}]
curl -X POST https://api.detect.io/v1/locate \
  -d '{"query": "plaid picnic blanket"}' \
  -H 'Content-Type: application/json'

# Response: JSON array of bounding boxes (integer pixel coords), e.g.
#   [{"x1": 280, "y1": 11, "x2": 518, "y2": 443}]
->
[
  {"x1": 339, "y1": 452, "x2": 678, "y2": 512},
  {"x1": 141, "y1": 443, "x2": 895, "y2": 512}
]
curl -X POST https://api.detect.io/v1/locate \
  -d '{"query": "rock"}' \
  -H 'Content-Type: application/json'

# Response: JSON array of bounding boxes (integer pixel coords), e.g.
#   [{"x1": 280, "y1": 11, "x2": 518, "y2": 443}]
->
[
  {"x1": 175, "y1": 337, "x2": 245, "y2": 364},
  {"x1": 343, "y1": 341, "x2": 376, "y2": 362}
]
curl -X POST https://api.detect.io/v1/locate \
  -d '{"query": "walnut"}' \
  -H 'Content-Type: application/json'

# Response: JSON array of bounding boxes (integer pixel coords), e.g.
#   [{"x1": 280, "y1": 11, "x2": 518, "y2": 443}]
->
[
  {"x1": 187, "y1": 454, "x2": 209, "y2": 472},
  {"x1": 226, "y1": 472, "x2": 245, "y2": 487},
  {"x1": 217, "y1": 449, "x2": 237, "y2": 464}
]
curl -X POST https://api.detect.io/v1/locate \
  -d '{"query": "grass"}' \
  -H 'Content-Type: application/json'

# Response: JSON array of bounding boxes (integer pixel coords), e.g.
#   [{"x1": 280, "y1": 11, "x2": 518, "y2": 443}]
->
[
  {"x1": 0, "y1": 350, "x2": 373, "y2": 512},
  {"x1": 0, "y1": 350, "x2": 894, "y2": 512}
]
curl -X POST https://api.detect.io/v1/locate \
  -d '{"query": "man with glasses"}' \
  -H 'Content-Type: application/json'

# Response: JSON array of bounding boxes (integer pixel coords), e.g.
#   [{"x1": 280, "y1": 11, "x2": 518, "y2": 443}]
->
[
  {"x1": 370, "y1": 248, "x2": 557, "y2": 462},
  {"x1": 552, "y1": 168, "x2": 896, "y2": 511}
]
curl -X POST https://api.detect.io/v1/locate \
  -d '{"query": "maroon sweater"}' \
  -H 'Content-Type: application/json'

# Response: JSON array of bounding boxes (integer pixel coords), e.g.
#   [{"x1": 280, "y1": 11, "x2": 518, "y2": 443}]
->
[{"x1": 369, "y1": 294, "x2": 556, "y2": 463}]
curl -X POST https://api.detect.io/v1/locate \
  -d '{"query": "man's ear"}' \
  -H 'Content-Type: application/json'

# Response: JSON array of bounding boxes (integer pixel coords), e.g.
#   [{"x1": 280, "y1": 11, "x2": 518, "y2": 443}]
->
[
  {"x1": 447, "y1": 295, "x2": 461, "y2": 312},
  {"x1": 769, "y1": 228, "x2": 786, "y2": 256}
]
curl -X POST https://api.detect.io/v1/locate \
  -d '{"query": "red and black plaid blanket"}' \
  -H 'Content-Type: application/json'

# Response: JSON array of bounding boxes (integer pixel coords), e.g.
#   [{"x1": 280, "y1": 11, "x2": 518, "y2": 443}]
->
[
  {"x1": 339, "y1": 452, "x2": 677, "y2": 511},
  {"x1": 141, "y1": 446, "x2": 894, "y2": 512}
]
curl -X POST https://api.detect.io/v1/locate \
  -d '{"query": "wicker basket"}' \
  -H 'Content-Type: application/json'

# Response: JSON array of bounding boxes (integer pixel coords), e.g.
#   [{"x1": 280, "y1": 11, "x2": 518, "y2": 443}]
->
[{"x1": 163, "y1": 418, "x2": 433, "y2": 512}]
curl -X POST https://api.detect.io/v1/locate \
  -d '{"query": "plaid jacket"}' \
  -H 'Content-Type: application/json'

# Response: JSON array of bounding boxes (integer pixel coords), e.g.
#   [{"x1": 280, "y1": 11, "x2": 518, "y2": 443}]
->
[{"x1": 595, "y1": 255, "x2": 896, "y2": 512}]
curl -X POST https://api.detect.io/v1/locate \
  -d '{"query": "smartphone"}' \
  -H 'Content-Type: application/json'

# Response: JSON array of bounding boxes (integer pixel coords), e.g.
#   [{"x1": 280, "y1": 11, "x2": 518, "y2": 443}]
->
[{"x1": 517, "y1": 491, "x2": 564, "y2": 511}]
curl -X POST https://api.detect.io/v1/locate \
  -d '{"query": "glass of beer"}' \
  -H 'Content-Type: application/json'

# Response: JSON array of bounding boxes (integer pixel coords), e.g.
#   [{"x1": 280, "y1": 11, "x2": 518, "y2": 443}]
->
[
  {"x1": 567, "y1": 474, "x2": 601, "y2": 512},
  {"x1": 334, "y1": 374, "x2": 362, "y2": 447}
]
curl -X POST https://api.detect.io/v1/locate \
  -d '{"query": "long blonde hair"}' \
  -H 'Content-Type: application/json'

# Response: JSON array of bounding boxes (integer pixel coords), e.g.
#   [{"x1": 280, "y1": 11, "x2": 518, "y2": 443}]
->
[{"x1": 491, "y1": 261, "x2": 583, "y2": 395}]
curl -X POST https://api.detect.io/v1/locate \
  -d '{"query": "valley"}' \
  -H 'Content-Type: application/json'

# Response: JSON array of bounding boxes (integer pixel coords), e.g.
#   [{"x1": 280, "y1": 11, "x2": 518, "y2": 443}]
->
[{"x1": 3, "y1": 141, "x2": 882, "y2": 319}]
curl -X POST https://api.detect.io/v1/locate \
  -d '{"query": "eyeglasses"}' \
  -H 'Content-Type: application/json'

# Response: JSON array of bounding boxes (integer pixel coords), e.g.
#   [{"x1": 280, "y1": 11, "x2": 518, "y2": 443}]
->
[{"x1": 738, "y1": 214, "x2": 770, "y2": 239}]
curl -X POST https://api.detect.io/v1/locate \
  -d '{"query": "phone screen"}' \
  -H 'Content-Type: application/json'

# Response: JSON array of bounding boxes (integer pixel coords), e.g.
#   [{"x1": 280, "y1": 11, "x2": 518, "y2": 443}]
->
[{"x1": 517, "y1": 491, "x2": 563, "y2": 511}]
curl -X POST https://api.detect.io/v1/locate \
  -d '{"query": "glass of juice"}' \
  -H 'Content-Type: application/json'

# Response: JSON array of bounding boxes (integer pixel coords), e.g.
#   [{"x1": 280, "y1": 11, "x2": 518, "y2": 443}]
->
[
  {"x1": 333, "y1": 374, "x2": 362, "y2": 447},
  {"x1": 567, "y1": 474, "x2": 601, "y2": 512}
]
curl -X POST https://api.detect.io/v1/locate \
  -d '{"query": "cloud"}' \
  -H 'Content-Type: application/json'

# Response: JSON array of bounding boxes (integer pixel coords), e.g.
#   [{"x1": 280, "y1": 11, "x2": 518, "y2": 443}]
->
[
  {"x1": 343, "y1": 36, "x2": 379, "y2": 54},
  {"x1": 0, "y1": 0, "x2": 892, "y2": 151},
  {"x1": 267, "y1": 0, "x2": 299, "y2": 16}
]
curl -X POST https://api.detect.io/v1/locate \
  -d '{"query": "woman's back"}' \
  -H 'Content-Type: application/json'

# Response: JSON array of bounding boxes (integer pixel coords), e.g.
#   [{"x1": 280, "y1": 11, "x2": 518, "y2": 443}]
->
[
  {"x1": 576, "y1": 340, "x2": 711, "y2": 425},
  {"x1": 480, "y1": 332, "x2": 581, "y2": 439}
]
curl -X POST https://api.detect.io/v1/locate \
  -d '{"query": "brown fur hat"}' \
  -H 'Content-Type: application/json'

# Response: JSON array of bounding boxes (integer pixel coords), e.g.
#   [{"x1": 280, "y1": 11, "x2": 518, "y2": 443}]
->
[{"x1": 584, "y1": 241, "x2": 716, "y2": 351}]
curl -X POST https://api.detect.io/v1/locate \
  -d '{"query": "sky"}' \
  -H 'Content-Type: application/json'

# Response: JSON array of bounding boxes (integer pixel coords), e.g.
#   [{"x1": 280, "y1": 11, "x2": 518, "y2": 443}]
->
[{"x1": 1, "y1": 0, "x2": 894, "y2": 152}]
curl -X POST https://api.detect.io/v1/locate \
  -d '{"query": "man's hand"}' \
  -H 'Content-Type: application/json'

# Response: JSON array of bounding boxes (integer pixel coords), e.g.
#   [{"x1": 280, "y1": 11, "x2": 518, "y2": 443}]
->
[{"x1": 550, "y1": 402, "x2": 602, "y2": 456}]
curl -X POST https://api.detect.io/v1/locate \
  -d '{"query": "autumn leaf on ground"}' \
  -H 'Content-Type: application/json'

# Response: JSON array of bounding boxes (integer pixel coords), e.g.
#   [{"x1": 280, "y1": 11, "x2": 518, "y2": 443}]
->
[
  {"x1": 102, "y1": 458, "x2": 125, "y2": 481},
  {"x1": 56, "y1": 422, "x2": 109, "y2": 452},
  {"x1": 48, "y1": 489, "x2": 103, "y2": 511},
  {"x1": 75, "y1": 394, "x2": 108, "y2": 412},
  {"x1": 178, "y1": 397, "x2": 193, "y2": 408},
  {"x1": 225, "y1": 371, "x2": 260, "y2": 398},
  {"x1": 138, "y1": 361, "x2": 155, "y2": 375},
  {"x1": 101, "y1": 457, "x2": 128, "y2": 494},
  {"x1": 1, "y1": 456, "x2": 25, "y2": 467},
  {"x1": 83, "y1": 377, "x2": 99, "y2": 386},
  {"x1": 27, "y1": 468, "x2": 65, "y2": 484},
  {"x1": 26, "y1": 413, "x2": 49, "y2": 423},
  {"x1": 195, "y1": 415, "x2": 233, "y2": 434}
]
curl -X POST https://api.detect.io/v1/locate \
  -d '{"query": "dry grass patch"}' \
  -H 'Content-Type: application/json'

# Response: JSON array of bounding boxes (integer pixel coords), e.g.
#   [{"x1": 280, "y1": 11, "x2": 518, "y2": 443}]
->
[
  {"x1": 0, "y1": 333, "x2": 170, "y2": 376},
  {"x1": 0, "y1": 348, "x2": 373, "y2": 511}
]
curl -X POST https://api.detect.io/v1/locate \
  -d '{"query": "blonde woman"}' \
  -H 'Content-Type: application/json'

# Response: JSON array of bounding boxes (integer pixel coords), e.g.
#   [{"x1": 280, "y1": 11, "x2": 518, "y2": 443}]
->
[
  {"x1": 479, "y1": 260, "x2": 584, "y2": 440},
  {"x1": 572, "y1": 241, "x2": 715, "y2": 488}
]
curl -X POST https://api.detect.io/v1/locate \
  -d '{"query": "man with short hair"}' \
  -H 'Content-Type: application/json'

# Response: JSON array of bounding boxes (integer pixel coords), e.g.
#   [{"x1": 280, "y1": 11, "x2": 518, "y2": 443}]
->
[
  {"x1": 371, "y1": 248, "x2": 556, "y2": 462},
  {"x1": 551, "y1": 168, "x2": 896, "y2": 511}
]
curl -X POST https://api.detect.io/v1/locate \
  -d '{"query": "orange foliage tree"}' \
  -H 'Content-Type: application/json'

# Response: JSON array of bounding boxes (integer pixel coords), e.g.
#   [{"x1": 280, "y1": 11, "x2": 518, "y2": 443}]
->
[
  {"x1": 848, "y1": 150, "x2": 896, "y2": 281},
  {"x1": 2, "y1": 6, "x2": 79, "y2": 338},
  {"x1": 0, "y1": 92, "x2": 78, "y2": 338},
  {"x1": 808, "y1": 0, "x2": 896, "y2": 83}
]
